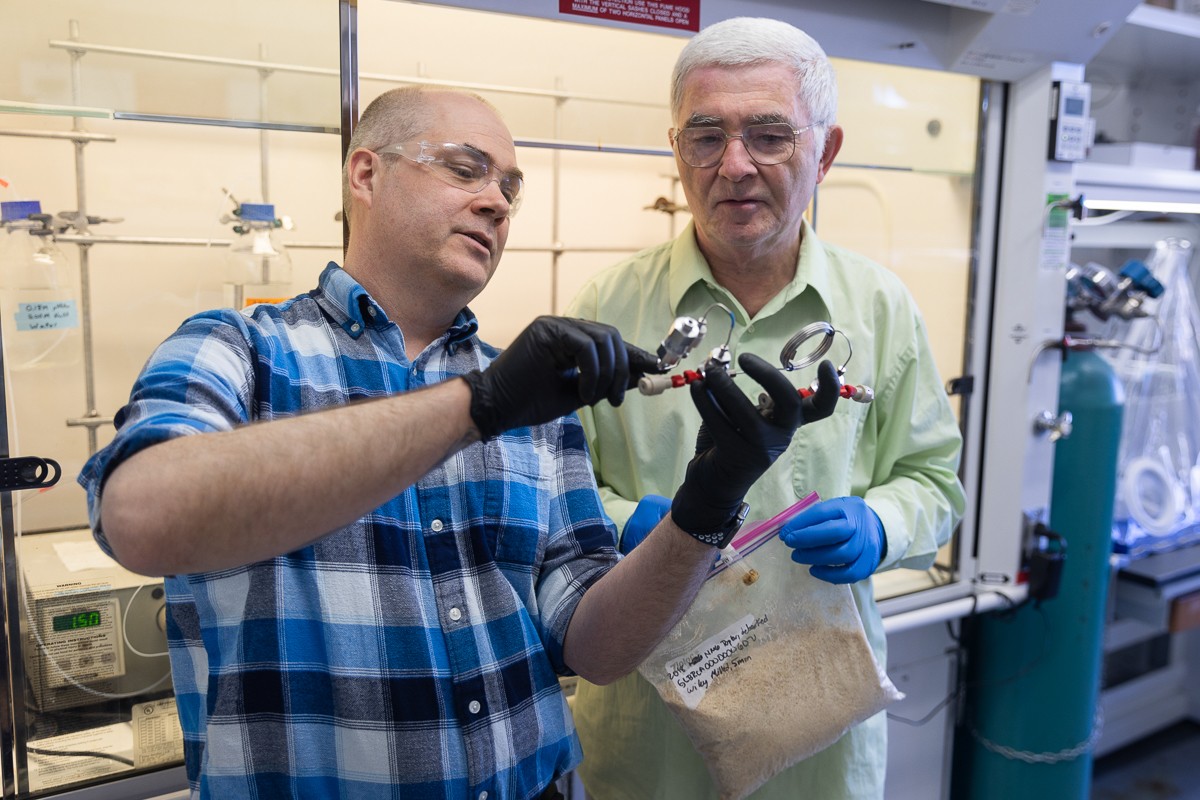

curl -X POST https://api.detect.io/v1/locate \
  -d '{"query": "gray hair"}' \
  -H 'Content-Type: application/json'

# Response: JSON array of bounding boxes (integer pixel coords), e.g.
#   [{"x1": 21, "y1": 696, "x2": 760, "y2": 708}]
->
[
  {"x1": 340, "y1": 86, "x2": 495, "y2": 222},
  {"x1": 670, "y1": 17, "x2": 838, "y2": 135}
]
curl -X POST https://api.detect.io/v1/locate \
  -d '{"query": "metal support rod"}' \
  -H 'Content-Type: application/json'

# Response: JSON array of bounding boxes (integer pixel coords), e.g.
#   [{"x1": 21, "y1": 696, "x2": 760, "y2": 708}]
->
[
  {"x1": 48, "y1": 39, "x2": 337, "y2": 78},
  {"x1": 110, "y1": 112, "x2": 336, "y2": 134},
  {"x1": 0, "y1": 129, "x2": 115, "y2": 142},
  {"x1": 51, "y1": 234, "x2": 642, "y2": 254},
  {"x1": 514, "y1": 137, "x2": 671, "y2": 158},
  {"x1": 47, "y1": 39, "x2": 665, "y2": 108},
  {"x1": 66, "y1": 416, "x2": 115, "y2": 429},
  {"x1": 259, "y1": 43, "x2": 271, "y2": 204},
  {"x1": 69, "y1": 20, "x2": 100, "y2": 457},
  {"x1": 69, "y1": 20, "x2": 83, "y2": 133},
  {"x1": 0, "y1": 100, "x2": 111, "y2": 119},
  {"x1": 339, "y1": 0, "x2": 358, "y2": 251},
  {"x1": 550, "y1": 79, "x2": 564, "y2": 314},
  {"x1": 54, "y1": 234, "x2": 340, "y2": 249},
  {"x1": 359, "y1": 70, "x2": 664, "y2": 107},
  {"x1": 73, "y1": 178, "x2": 99, "y2": 457}
]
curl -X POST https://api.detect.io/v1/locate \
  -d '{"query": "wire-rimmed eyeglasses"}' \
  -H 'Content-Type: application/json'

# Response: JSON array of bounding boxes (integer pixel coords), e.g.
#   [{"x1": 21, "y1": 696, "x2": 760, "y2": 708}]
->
[
  {"x1": 373, "y1": 141, "x2": 524, "y2": 216},
  {"x1": 670, "y1": 122, "x2": 819, "y2": 168}
]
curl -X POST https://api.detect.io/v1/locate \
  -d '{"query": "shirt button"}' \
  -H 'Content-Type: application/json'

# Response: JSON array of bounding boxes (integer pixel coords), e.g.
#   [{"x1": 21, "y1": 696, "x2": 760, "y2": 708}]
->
[
  {"x1": 367, "y1": 306, "x2": 377, "y2": 317},
  {"x1": 746, "y1": 325, "x2": 755, "y2": 333},
  {"x1": 478, "y1": 793, "x2": 488, "y2": 800},
  {"x1": 448, "y1": 607, "x2": 462, "y2": 622},
  {"x1": 469, "y1": 700, "x2": 481, "y2": 714},
  {"x1": 430, "y1": 519, "x2": 443, "y2": 532},
  {"x1": 349, "y1": 322, "x2": 361, "y2": 333}
]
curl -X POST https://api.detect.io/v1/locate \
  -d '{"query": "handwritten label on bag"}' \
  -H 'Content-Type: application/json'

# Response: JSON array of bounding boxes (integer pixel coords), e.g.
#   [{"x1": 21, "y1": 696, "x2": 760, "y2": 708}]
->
[{"x1": 664, "y1": 613, "x2": 768, "y2": 710}]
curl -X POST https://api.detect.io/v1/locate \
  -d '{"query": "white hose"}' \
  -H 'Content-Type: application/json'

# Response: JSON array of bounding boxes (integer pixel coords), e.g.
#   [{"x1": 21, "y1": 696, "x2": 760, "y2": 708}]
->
[{"x1": 1121, "y1": 456, "x2": 1184, "y2": 536}]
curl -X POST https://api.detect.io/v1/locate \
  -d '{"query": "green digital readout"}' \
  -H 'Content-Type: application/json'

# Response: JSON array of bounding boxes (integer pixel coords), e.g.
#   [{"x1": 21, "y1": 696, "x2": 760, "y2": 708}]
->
[{"x1": 51, "y1": 610, "x2": 102, "y2": 632}]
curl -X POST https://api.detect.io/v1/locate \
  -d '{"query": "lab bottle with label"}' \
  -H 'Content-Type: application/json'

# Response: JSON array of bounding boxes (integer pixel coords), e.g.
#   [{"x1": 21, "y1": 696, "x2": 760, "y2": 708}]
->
[
  {"x1": 0, "y1": 200, "x2": 81, "y2": 371},
  {"x1": 222, "y1": 202, "x2": 293, "y2": 310}
]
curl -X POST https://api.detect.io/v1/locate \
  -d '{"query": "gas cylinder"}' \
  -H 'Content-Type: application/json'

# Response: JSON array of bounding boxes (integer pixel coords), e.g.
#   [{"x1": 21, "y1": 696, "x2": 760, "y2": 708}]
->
[{"x1": 957, "y1": 347, "x2": 1123, "y2": 799}]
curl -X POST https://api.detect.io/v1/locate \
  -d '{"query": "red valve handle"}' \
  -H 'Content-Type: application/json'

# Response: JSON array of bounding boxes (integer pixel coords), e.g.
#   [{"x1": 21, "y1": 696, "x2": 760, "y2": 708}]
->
[{"x1": 639, "y1": 368, "x2": 874, "y2": 405}]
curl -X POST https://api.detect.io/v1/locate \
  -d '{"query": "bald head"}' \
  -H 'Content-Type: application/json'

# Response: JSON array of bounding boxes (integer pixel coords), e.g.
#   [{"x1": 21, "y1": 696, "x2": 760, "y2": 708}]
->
[{"x1": 341, "y1": 86, "x2": 499, "y2": 227}]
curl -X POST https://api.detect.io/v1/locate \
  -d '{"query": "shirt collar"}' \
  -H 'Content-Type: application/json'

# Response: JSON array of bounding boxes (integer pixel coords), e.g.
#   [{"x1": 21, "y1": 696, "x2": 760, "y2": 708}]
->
[
  {"x1": 668, "y1": 218, "x2": 834, "y2": 321},
  {"x1": 316, "y1": 262, "x2": 479, "y2": 346}
]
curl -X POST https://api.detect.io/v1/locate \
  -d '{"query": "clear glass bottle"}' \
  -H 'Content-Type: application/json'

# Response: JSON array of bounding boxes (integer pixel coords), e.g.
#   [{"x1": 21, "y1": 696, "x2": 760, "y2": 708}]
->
[
  {"x1": 222, "y1": 202, "x2": 293, "y2": 309},
  {"x1": 0, "y1": 200, "x2": 81, "y2": 371}
]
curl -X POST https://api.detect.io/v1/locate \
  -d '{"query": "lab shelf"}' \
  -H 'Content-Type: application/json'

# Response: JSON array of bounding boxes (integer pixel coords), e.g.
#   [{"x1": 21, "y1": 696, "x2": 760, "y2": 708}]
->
[
  {"x1": 1089, "y1": 4, "x2": 1200, "y2": 80},
  {"x1": 1115, "y1": 544, "x2": 1200, "y2": 630},
  {"x1": 1104, "y1": 615, "x2": 1164, "y2": 651},
  {"x1": 1097, "y1": 658, "x2": 1191, "y2": 756},
  {"x1": 1071, "y1": 220, "x2": 1200, "y2": 250},
  {"x1": 1100, "y1": 547, "x2": 1200, "y2": 757},
  {"x1": 1074, "y1": 161, "x2": 1200, "y2": 209}
]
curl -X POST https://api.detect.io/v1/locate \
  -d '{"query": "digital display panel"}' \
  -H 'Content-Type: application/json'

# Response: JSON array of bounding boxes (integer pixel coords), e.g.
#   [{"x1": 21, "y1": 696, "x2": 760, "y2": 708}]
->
[
  {"x1": 1063, "y1": 97, "x2": 1085, "y2": 116},
  {"x1": 51, "y1": 610, "x2": 102, "y2": 632}
]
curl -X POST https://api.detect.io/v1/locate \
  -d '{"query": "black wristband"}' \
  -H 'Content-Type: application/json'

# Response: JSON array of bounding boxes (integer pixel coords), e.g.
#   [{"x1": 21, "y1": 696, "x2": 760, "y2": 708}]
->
[{"x1": 679, "y1": 502, "x2": 750, "y2": 549}]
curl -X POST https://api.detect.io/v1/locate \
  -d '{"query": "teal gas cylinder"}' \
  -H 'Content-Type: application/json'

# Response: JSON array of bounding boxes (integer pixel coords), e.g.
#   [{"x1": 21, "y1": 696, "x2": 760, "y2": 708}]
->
[{"x1": 956, "y1": 347, "x2": 1124, "y2": 799}]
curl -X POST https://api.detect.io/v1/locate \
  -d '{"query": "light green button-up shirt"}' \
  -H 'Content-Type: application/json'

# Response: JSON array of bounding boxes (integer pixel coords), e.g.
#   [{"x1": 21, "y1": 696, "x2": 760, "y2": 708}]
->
[{"x1": 566, "y1": 219, "x2": 965, "y2": 800}]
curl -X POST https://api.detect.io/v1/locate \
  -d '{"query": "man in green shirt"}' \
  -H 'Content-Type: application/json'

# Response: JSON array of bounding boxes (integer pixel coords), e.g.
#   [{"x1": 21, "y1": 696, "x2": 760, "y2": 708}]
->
[{"x1": 566, "y1": 17, "x2": 966, "y2": 800}]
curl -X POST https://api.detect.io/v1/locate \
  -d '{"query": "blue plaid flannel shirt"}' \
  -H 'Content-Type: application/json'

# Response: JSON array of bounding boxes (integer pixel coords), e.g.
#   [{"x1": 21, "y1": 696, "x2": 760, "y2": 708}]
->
[{"x1": 78, "y1": 264, "x2": 621, "y2": 800}]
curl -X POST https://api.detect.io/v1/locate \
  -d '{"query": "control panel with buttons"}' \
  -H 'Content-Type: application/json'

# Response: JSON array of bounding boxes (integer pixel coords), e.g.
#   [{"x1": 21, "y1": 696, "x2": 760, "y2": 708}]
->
[{"x1": 1049, "y1": 80, "x2": 1093, "y2": 162}]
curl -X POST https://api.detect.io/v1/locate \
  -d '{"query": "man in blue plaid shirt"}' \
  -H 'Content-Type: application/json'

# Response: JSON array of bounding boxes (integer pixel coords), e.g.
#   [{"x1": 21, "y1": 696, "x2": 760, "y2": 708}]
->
[{"x1": 79, "y1": 86, "x2": 835, "y2": 800}]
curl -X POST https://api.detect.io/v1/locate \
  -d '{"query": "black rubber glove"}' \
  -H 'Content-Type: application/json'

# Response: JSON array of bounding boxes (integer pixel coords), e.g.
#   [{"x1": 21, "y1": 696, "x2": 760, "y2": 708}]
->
[
  {"x1": 462, "y1": 316, "x2": 659, "y2": 439},
  {"x1": 670, "y1": 355, "x2": 840, "y2": 537}
]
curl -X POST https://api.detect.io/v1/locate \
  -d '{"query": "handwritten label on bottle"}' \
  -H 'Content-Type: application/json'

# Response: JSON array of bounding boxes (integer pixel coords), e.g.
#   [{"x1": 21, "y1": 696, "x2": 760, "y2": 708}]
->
[{"x1": 15, "y1": 300, "x2": 79, "y2": 331}]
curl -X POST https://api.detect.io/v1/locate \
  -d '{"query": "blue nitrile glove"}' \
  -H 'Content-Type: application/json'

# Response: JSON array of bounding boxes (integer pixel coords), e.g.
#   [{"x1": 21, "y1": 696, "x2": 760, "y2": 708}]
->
[
  {"x1": 779, "y1": 496, "x2": 888, "y2": 584},
  {"x1": 620, "y1": 494, "x2": 672, "y2": 554}
]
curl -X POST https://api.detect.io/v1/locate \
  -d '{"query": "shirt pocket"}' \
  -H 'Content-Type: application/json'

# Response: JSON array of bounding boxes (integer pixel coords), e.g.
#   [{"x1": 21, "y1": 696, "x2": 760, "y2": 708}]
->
[
  {"x1": 482, "y1": 438, "x2": 547, "y2": 570},
  {"x1": 791, "y1": 400, "x2": 869, "y2": 500}
]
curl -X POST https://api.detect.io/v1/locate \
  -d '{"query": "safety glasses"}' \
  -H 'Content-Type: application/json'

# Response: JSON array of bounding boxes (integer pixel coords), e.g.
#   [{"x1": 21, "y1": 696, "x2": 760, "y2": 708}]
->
[{"x1": 374, "y1": 141, "x2": 524, "y2": 216}]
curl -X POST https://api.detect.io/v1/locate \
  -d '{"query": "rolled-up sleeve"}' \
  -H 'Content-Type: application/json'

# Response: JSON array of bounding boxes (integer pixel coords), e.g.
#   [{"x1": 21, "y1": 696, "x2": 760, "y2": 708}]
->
[
  {"x1": 78, "y1": 312, "x2": 255, "y2": 555},
  {"x1": 533, "y1": 414, "x2": 621, "y2": 673}
]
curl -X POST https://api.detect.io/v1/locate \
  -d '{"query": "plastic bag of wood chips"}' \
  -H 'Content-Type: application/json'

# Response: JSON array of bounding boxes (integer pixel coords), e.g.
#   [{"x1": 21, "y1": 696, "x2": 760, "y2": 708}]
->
[{"x1": 638, "y1": 494, "x2": 903, "y2": 800}]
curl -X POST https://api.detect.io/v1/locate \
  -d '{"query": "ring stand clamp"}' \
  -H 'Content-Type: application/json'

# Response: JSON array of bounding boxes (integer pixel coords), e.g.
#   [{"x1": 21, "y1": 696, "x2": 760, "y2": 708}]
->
[{"x1": 0, "y1": 456, "x2": 62, "y2": 492}]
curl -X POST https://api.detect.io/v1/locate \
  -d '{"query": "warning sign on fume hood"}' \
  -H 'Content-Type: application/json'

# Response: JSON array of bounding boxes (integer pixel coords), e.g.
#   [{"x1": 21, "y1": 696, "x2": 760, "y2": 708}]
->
[{"x1": 559, "y1": 0, "x2": 699, "y2": 32}]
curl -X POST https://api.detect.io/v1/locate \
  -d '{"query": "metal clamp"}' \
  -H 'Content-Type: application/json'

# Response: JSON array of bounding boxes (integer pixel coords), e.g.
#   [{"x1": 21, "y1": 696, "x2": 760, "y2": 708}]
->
[{"x1": 0, "y1": 456, "x2": 62, "y2": 492}]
